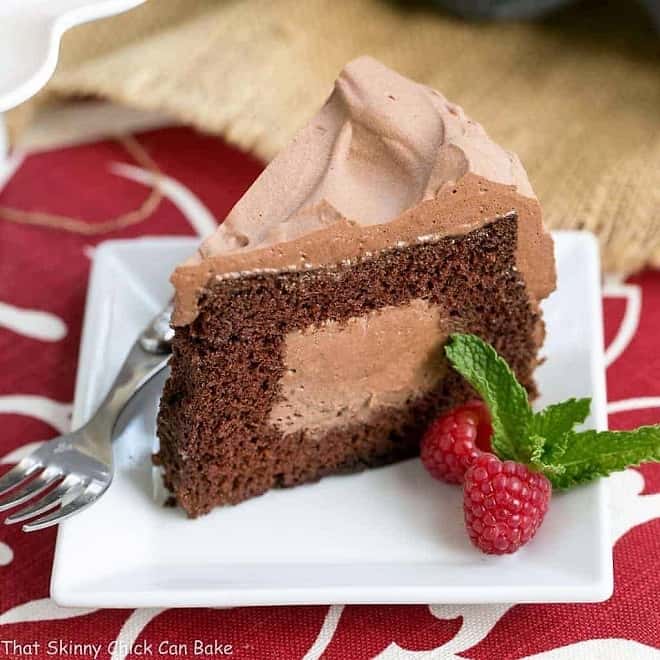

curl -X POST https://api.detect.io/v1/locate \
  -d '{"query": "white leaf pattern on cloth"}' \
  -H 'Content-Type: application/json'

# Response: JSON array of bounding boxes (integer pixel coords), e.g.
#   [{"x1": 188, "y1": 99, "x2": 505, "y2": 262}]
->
[
  {"x1": 374, "y1": 604, "x2": 512, "y2": 659},
  {"x1": 608, "y1": 398, "x2": 660, "y2": 415},
  {"x1": 603, "y1": 276, "x2": 642, "y2": 368},
  {"x1": 608, "y1": 469, "x2": 660, "y2": 543},
  {"x1": 303, "y1": 605, "x2": 345, "y2": 660},
  {"x1": 0, "y1": 396, "x2": 72, "y2": 434},
  {"x1": 0, "y1": 543, "x2": 13, "y2": 566},
  {"x1": 110, "y1": 608, "x2": 166, "y2": 660},
  {"x1": 0, "y1": 301, "x2": 67, "y2": 342}
]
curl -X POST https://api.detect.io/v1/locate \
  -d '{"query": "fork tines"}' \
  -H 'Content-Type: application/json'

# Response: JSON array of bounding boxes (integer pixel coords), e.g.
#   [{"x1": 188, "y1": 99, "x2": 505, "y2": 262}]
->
[{"x1": 0, "y1": 459, "x2": 89, "y2": 531}]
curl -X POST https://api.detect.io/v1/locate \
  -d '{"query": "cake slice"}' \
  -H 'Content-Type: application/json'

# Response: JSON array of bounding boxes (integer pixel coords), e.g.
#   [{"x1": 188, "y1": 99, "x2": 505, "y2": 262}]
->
[{"x1": 156, "y1": 56, "x2": 556, "y2": 517}]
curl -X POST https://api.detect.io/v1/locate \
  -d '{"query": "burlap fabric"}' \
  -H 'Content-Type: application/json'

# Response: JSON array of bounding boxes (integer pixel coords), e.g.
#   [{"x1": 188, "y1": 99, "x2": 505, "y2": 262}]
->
[{"x1": 6, "y1": 0, "x2": 660, "y2": 274}]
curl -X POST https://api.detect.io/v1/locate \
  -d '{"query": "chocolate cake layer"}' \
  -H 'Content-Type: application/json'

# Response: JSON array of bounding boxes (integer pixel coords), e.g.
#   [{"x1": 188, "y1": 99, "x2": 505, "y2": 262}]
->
[{"x1": 156, "y1": 215, "x2": 541, "y2": 517}]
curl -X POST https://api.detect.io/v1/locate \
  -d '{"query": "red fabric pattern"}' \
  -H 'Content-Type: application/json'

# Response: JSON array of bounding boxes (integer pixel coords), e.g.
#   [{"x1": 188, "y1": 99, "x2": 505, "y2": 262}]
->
[
  {"x1": 321, "y1": 606, "x2": 462, "y2": 659},
  {"x1": 0, "y1": 127, "x2": 658, "y2": 659}
]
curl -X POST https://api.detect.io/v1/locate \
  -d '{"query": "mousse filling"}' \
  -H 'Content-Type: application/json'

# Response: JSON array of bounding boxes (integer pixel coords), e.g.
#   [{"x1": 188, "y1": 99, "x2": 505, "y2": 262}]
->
[{"x1": 270, "y1": 299, "x2": 448, "y2": 435}]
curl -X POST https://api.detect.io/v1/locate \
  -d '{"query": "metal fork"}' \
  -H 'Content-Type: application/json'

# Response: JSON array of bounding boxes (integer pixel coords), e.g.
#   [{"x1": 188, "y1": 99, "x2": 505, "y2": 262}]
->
[{"x1": 0, "y1": 303, "x2": 174, "y2": 532}]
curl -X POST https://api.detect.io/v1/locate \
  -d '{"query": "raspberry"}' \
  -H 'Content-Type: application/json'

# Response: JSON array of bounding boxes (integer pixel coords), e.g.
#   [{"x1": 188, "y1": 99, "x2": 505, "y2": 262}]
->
[
  {"x1": 420, "y1": 400, "x2": 493, "y2": 484},
  {"x1": 463, "y1": 453, "x2": 551, "y2": 554}
]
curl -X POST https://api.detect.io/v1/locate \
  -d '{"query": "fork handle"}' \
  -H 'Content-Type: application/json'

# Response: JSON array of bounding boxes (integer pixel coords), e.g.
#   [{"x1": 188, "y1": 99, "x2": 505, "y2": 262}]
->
[
  {"x1": 85, "y1": 304, "x2": 174, "y2": 436},
  {"x1": 139, "y1": 302, "x2": 174, "y2": 353}
]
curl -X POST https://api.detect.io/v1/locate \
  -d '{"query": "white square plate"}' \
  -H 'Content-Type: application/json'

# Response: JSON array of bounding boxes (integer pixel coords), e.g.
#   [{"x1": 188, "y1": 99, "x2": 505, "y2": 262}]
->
[{"x1": 51, "y1": 231, "x2": 612, "y2": 607}]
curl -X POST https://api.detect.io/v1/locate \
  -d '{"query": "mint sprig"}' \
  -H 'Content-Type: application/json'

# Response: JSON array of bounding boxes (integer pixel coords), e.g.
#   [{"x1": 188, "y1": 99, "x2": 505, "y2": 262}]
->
[
  {"x1": 445, "y1": 334, "x2": 660, "y2": 489},
  {"x1": 445, "y1": 334, "x2": 533, "y2": 463},
  {"x1": 529, "y1": 398, "x2": 591, "y2": 439},
  {"x1": 552, "y1": 427, "x2": 660, "y2": 488}
]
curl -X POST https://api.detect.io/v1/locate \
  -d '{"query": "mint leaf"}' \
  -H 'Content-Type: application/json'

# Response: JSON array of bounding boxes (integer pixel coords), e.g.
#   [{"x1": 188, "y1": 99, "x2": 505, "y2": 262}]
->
[
  {"x1": 549, "y1": 425, "x2": 660, "y2": 489},
  {"x1": 542, "y1": 432, "x2": 570, "y2": 466},
  {"x1": 530, "y1": 397, "x2": 591, "y2": 464},
  {"x1": 528, "y1": 435, "x2": 546, "y2": 464},
  {"x1": 445, "y1": 334, "x2": 532, "y2": 463},
  {"x1": 530, "y1": 398, "x2": 591, "y2": 440},
  {"x1": 528, "y1": 434, "x2": 566, "y2": 476}
]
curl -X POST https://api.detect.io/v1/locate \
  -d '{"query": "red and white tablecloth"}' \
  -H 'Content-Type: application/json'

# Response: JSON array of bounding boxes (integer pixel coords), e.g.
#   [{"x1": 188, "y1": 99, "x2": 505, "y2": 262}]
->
[{"x1": 0, "y1": 127, "x2": 658, "y2": 660}]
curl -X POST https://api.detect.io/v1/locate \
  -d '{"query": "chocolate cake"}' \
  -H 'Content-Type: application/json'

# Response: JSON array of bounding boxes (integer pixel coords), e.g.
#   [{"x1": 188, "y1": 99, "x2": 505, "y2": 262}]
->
[{"x1": 156, "y1": 56, "x2": 556, "y2": 517}]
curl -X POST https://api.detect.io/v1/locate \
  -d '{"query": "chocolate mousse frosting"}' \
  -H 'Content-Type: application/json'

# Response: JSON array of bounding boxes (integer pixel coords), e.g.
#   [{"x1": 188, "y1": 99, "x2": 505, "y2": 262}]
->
[{"x1": 171, "y1": 56, "x2": 555, "y2": 326}]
